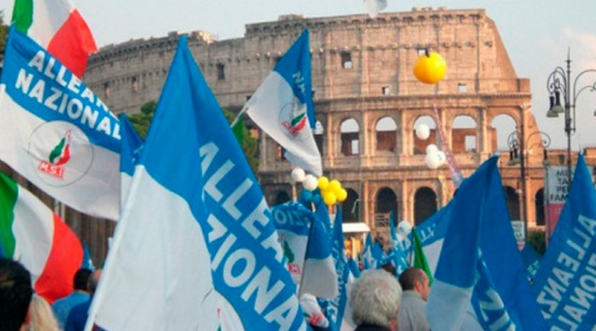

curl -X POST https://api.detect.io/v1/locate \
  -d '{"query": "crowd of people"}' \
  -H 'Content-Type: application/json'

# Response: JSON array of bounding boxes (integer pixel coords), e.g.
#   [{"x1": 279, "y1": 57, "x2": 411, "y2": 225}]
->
[
  {"x1": 1, "y1": 255, "x2": 448, "y2": 331},
  {"x1": 0, "y1": 258, "x2": 102, "y2": 331}
]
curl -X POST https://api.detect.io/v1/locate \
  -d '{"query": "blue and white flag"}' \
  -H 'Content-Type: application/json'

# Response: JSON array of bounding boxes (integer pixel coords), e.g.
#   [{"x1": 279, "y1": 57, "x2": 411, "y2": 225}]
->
[
  {"x1": 321, "y1": 205, "x2": 356, "y2": 331},
  {"x1": 412, "y1": 202, "x2": 452, "y2": 274},
  {"x1": 0, "y1": 27, "x2": 120, "y2": 220},
  {"x1": 118, "y1": 113, "x2": 143, "y2": 205},
  {"x1": 427, "y1": 157, "x2": 547, "y2": 330},
  {"x1": 81, "y1": 240, "x2": 95, "y2": 271},
  {"x1": 519, "y1": 243, "x2": 541, "y2": 280},
  {"x1": 472, "y1": 162, "x2": 547, "y2": 331},
  {"x1": 426, "y1": 157, "x2": 496, "y2": 331},
  {"x1": 86, "y1": 36, "x2": 308, "y2": 331},
  {"x1": 534, "y1": 154, "x2": 596, "y2": 330},
  {"x1": 272, "y1": 201, "x2": 337, "y2": 299},
  {"x1": 361, "y1": 232, "x2": 383, "y2": 271},
  {"x1": 245, "y1": 30, "x2": 322, "y2": 176},
  {"x1": 388, "y1": 211, "x2": 409, "y2": 275}
]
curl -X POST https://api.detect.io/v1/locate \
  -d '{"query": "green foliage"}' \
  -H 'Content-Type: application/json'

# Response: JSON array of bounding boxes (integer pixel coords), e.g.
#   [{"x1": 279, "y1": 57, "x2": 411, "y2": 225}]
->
[
  {"x1": 128, "y1": 102, "x2": 259, "y2": 172},
  {"x1": 527, "y1": 229, "x2": 546, "y2": 256},
  {"x1": 223, "y1": 109, "x2": 259, "y2": 173},
  {"x1": 0, "y1": 11, "x2": 10, "y2": 63},
  {"x1": 128, "y1": 101, "x2": 157, "y2": 139}
]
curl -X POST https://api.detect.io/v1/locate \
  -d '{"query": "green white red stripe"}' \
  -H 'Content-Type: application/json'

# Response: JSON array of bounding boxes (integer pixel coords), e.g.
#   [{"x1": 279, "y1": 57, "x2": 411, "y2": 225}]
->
[
  {"x1": 11, "y1": 0, "x2": 97, "y2": 77},
  {"x1": 0, "y1": 171, "x2": 83, "y2": 304}
]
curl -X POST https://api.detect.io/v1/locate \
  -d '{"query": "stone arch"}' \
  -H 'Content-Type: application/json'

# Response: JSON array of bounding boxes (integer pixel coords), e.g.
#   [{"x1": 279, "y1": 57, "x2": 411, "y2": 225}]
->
[
  {"x1": 342, "y1": 188, "x2": 360, "y2": 223},
  {"x1": 490, "y1": 114, "x2": 517, "y2": 153},
  {"x1": 535, "y1": 187, "x2": 545, "y2": 226},
  {"x1": 504, "y1": 185, "x2": 521, "y2": 221},
  {"x1": 340, "y1": 118, "x2": 360, "y2": 156},
  {"x1": 414, "y1": 187, "x2": 438, "y2": 225},
  {"x1": 314, "y1": 120, "x2": 325, "y2": 156},
  {"x1": 375, "y1": 187, "x2": 398, "y2": 228},
  {"x1": 273, "y1": 190, "x2": 291, "y2": 206},
  {"x1": 413, "y1": 115, "x2": 437, "y2": 155},
  {"x1": 452, "y1": 115, "x2": 477, "y2": 153},
  {"x1": 375, "y1": 116, "x2": 397, "y2": 153}
]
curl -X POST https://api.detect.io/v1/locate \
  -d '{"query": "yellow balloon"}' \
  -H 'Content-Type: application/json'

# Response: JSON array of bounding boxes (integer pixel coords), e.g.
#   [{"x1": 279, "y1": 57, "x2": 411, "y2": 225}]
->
[
  {"x1": 328, "y1": 179, "x2": 341, "y2": 193},
  {"x1": 413, "y1": 51, "x2": 447, "y2": 85},
  {"x1": 318, "y1": 176, "x2": 329, "y2": 190},
  {"x1": 336, "y1": 188, "x2": 348, "y2": 202},
  {"x1": 323, "y1": 192, "x2": 337, "y2": 206}
]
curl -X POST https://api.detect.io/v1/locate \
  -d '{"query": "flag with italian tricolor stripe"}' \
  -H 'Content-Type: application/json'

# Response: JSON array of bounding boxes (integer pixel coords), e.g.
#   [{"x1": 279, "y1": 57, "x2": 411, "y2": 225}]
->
[
  {"x1": 0, "y1": 170, "x2": 83, "y2": 304},
  {"x1": 11, "y1": 0, "x2": 97, "y2": 78}
]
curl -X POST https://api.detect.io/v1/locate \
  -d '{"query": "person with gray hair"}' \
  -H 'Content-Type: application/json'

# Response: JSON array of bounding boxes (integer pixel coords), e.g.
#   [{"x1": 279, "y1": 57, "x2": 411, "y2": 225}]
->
[{"x1": 350, "y1": 269, "x2": 403, "y2": 331}]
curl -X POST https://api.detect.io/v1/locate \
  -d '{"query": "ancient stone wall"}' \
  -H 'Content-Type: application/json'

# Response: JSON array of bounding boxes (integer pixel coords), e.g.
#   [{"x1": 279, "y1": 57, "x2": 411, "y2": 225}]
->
[{"x1": 80, "y1": 7, "x2": 561, "y2": 247}]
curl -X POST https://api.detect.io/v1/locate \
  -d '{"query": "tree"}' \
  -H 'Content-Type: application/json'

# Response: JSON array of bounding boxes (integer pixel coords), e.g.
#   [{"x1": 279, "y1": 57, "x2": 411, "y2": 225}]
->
[
  {"x1": 128, "y1": 101, "x2": 259, "y2": 172},
  {"x1": 128, "y1": 100, "x2": 156, "y2": 139},
  {"x1": 0, "y1": 11, "x2": 10, "y2": 63}
]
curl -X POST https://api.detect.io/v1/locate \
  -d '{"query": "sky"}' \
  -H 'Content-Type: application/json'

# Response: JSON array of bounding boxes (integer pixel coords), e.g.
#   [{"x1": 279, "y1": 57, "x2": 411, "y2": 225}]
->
[{"x1": 0, "y1": 0, "x2": 595, "y2": 150}]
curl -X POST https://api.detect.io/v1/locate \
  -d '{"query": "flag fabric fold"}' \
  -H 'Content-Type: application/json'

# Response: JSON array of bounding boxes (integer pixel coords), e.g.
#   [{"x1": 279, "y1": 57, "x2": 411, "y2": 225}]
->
[
  {"x1": 0, "y1": 170, "x2": 83, "y2": 304},
  {"x1": 12, "y1": 0, "x2": 97, "y2": 77},
  {"x1": 86, "y1": 36, "x2": 308, "y2": 331},
  {"x1": 0, "y1": 28, "x2": 120, "y2": 220},
  {"x1": 534, "y1": 154, "x2": 596, "y2": 330},
  {"x1": 244, "y1": 29, "x2": 322, "y2": 176}
]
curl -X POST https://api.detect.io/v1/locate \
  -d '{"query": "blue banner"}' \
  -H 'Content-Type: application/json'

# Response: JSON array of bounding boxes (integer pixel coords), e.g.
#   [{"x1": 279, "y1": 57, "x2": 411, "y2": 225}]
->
[
  {"x1": 1, "y1": 27, "x2": 120, "y2": 153},
  {"x1": 141, "y1": 36, "x2": 307, "y2": 330},
  {"x1": 534, "y1": 154, "x2": 596, "y2": 330}
]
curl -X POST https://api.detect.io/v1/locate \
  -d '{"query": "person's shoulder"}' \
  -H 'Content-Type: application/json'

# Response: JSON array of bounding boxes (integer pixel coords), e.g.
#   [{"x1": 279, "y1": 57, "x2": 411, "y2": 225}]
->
[{"x1": 70, "y1": 299, "x2": 91, "y2": 315}]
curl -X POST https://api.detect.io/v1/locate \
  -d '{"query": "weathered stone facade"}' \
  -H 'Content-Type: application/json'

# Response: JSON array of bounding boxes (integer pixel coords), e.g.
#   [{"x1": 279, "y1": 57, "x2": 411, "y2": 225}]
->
[{"x1": 77, "y1": 7, "x2": 594, "y2": 255}]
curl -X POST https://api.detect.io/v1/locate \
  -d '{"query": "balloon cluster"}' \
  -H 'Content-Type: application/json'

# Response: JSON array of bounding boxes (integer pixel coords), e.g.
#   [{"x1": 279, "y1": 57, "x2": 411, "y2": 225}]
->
[
  {"x1": 291, "y1": 168, "x2": 347, "y2": 206},
  {"x1": 415, "y1": 124, "x2": 446, "y2": 170}
]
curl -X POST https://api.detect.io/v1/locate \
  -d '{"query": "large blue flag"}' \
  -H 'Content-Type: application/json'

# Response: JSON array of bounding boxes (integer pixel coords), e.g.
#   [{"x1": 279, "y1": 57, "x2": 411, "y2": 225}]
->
[
  {"x1": 534, "y1": 154, "x2": 596, "y2": 330},
  {"x1": 86, "y1": 36, "x2": 308, "y2": 331},
  {"x1": 427, "y1": 156, "x2": 547, "y2": 330},
  {"x1": 471, "y1": 159, "x2": 547, "y2": 331}
]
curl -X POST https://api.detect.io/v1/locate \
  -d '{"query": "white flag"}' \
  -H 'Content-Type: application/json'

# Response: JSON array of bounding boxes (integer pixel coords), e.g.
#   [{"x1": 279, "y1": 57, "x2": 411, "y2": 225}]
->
[{"x1": 245, "y1": 30, "x2": 322, "y2": 176}]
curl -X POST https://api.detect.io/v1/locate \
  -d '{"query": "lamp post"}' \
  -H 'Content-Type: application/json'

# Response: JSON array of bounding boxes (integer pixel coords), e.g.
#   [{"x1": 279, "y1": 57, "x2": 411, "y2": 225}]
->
[
  {"x1": 546, "y1": 50, "x2": 596, "y2": 185},
  {"x1": 508, "y1": 130, "x2": 551, "y2": 239}
]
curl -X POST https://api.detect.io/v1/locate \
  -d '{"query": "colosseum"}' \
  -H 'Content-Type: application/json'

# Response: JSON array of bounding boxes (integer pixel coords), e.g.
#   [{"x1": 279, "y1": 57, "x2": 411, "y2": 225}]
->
[{"x1": 15, "y1": 7, "x2": 592, "y2": 261}]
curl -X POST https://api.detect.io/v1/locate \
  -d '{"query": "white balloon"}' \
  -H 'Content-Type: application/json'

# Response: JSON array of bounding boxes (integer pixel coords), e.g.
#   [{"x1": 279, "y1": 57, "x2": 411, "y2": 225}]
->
[
  {"x1": 303, "y1": 175, "x2": 319, "y2": 191},
  {"x1": 290, "y1": 167, "x2": 306, "y2": 183},
  {"x1": 416, "y1": 124, "x2": 431, "y2": 140},
  {"x1": 436, "y1": 151, "x2": 447, "y2": 165},
  {"x1": 426, "y1": 144, "x2": 439, "y2": 155},
  {"x1": 425, "y1": 152, "x2": 441, "y2": 169},
  {"x1": 397, "y1": 220, "x2": 413, "y2": 236}
]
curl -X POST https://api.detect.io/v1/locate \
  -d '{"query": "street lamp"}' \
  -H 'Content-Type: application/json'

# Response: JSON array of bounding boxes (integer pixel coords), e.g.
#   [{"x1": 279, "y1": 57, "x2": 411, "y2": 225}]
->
[
  {"x1": 546, "y1": 50, "x2": 596, "y2": 184},
  {"x1": 508, "y1": 130, "x2": 551, "y2": 237}
]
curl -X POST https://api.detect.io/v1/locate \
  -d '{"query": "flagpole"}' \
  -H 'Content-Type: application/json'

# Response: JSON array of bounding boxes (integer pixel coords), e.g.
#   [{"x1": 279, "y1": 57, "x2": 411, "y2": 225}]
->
[
  {"x1": 230, "y1": 105, "x2": 249, "y2": 128},
  {"x1": 297, "y1": 215, "x2": 317, "y2": 299}
]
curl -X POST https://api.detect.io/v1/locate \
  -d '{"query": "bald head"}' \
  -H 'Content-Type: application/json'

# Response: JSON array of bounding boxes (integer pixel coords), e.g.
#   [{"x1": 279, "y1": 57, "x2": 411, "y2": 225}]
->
[{"x1": 399, "y1": 268, "x2": 430, "y2": 300}]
